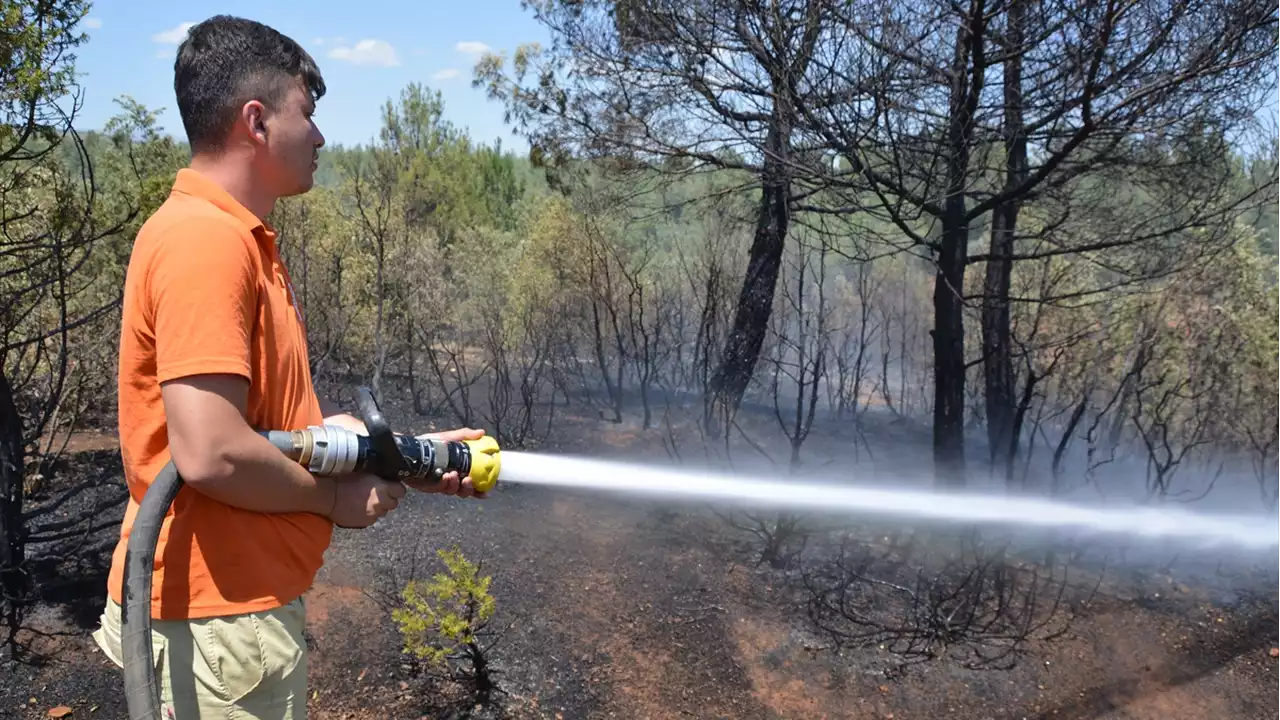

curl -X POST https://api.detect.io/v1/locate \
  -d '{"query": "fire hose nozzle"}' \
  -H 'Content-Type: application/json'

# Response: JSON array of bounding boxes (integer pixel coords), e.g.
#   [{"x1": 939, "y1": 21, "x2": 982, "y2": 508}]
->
[{"x1": 463, "y1": 435, "x2": 501, "y2": 493}]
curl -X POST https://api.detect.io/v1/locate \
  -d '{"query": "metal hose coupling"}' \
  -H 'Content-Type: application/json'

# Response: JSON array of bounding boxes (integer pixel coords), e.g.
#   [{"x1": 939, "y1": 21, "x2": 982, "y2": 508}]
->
[{"x1": 261, "y1": 425, "x2": 363, "y2": 475}]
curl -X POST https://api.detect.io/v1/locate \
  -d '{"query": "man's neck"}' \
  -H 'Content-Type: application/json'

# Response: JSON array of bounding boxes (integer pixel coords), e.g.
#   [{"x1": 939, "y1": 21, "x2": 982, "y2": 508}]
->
[{"x1": 188, "y1": 153, "x2": 276, "y2": 221}]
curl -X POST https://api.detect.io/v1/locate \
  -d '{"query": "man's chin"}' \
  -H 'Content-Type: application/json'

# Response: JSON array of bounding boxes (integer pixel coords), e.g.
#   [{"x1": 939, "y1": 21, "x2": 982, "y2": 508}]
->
[{"x1": 282, "y1": 177, "x2": 315, "y2": 197}]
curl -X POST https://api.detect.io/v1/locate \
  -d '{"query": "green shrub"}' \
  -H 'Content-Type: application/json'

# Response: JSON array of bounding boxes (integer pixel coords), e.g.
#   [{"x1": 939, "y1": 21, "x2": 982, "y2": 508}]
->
[{"x1": 392, "y1": 546, "x2": 499, "y2": 705}]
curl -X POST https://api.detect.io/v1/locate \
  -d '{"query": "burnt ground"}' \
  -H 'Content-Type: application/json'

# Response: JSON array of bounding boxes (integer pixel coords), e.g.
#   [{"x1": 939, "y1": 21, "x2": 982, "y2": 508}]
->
[{"x1": 3, "y1": 391, "x2": 1278, "y2": 720}]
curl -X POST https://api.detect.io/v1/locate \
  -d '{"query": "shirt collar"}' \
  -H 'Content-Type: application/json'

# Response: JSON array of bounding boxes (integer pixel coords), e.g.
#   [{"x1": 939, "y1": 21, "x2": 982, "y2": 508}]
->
[{"x1": 170, "y1": 168, "x2": 275, "y2": 237}]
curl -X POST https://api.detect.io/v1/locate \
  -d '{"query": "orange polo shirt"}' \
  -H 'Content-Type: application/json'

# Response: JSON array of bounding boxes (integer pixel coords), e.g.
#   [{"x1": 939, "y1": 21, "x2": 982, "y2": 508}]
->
[{"x1": 106, "y1": 168, "x2": 332, "y2": 620}]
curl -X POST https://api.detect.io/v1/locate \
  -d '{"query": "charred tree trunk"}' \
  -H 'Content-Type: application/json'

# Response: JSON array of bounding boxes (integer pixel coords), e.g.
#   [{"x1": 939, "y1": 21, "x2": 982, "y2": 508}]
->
[
  {"x1": 934, "y1": 223, "x2": 970, "y2": 485},
  {"x1": 408, "y1": 313, "x2": 427, "y2": 416},
  {"x1": 469, "y1": 639, "x2": 494, "y2": 705},
  {"x1": 982, "y1": 206, "x2": 1017, "y2": 467},
  {"x1": 707, "y1": 110, "x2": 792, "y2": 436},
  {"x1": 982, "y1": 0, "x2": 1027, "y2": 474},
  {"x1": 933, "y1": 0, "x2": 987, "y2": 485},
  {"x1": 0, "y1": 371, "x2": 26, "y2": 653},
  {"x1": 372, "y1": 235, "x2": 387, "y2": 398}
]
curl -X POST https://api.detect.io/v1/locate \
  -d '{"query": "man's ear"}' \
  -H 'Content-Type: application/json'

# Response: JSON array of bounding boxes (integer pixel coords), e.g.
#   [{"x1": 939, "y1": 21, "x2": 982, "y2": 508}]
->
[{"x1": 241, "y1": 100, "x2": 268, "y2": 145}]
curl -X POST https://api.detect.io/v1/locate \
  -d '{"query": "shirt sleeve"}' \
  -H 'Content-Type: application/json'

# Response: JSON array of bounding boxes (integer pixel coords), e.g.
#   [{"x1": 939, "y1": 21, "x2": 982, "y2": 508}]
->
[{"x1": 149, "y1": 216, "x2": 259, "y2": 385}]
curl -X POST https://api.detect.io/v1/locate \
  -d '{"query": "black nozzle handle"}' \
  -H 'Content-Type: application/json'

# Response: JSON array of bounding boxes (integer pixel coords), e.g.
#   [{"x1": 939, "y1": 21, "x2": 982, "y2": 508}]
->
[{"x1": 354, "y1": 386, "x2": 409, "y2": 481}]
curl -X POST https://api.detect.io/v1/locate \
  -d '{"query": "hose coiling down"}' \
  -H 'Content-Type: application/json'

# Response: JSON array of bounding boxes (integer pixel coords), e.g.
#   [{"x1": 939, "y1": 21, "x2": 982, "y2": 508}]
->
[{"x1": 120, "y1": 459, "x2": 184, "y2": 720}]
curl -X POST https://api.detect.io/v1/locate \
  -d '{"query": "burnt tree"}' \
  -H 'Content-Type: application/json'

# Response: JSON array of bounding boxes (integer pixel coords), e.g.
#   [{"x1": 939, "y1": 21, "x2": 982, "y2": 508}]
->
[
  {"x1": 0, "y1": 6, "x2": 168, "y2": 657},
  {"x1": 791, "y1": 0, "x2": 1278, "y2": 483},
  {"x1": 979, "y1": 0, "x2": 1026, "y2": 469},
  {"x1": 474, "y1": 0, "x2": 842, "y2": 435},
  {"x1": 0, "y1": 0, "x2": 91, "y2": 653}
]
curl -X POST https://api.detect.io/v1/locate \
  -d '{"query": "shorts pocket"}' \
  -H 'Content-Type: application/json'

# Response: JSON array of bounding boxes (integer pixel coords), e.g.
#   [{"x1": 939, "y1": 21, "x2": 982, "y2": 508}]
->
[
  {"x1": 257, "y1": 599, "x2": 306, "y2": 685},
  {"x1": 193, "y1": 614, "x2": 266, "y2": 703},
  {"x1": 192, "y1": 600, "x2": 304, "y2": 704}
]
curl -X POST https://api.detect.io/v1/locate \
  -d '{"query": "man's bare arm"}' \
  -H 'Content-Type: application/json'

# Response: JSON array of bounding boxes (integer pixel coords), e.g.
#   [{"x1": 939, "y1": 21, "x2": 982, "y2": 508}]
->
[{"x1": 162, "y1": 373, "x2": 337, "y2": 516}]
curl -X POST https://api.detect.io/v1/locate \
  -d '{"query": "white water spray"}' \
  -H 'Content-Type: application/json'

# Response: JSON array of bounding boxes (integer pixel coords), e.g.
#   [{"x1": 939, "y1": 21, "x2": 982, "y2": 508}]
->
[{"x1": 500, "y1": 451, "x2": 1280, "y2": 552}]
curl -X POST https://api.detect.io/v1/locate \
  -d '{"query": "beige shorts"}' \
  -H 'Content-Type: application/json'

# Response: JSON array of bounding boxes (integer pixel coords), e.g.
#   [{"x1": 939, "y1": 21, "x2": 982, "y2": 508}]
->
[{"x1": 92, "y1": 595, "x2": 308, "y2": 719}]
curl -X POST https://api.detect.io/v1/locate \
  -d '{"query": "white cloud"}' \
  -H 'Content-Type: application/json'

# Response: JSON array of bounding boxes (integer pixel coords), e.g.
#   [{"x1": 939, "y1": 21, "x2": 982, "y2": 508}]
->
[
  {"x1": 309, "y1": 36, "x2": 346, "y2": 51},
  {"x1": 455, "y1": 41, "x2": 491, "y2": 57},
  {"x1": 83, "y1": 17, "x2": 102, "y2": 29},
  {"x1": 327, "y1": 39, "x2": 400, "y2": 67},
  {"x1": 152, "y1": 21, "x2": 195, "y2": 45},
  {"x1": 432, "y1": 68, "x2": 461, "y2": 81}
]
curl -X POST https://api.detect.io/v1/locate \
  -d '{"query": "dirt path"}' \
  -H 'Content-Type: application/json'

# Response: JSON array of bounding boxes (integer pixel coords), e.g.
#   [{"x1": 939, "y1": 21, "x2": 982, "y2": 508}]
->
[{"x1": 531, "y1": 495, "x2": 762, "y2": 720}]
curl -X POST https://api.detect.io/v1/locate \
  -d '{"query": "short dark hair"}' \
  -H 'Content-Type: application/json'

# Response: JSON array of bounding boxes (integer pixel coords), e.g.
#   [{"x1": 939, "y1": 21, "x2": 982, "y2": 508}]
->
[{"x1": 174, "y1": 15, "x2": 326, "y2": 153}]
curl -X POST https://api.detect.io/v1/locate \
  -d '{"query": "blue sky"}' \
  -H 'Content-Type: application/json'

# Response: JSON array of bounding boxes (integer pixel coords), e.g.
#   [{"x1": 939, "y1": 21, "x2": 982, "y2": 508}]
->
[
  {"x1": 65, "y1": 3, "x2": 1278, "y2": 157},
  {"x1": 67, "y1": 0, "x2": 550, "y2": 151}
]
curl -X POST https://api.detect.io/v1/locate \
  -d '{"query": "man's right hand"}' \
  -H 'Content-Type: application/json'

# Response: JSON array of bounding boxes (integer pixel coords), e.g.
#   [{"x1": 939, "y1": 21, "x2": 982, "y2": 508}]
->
[{"x1": 325, "y1": 473, "x2": 406, "y2": 528}]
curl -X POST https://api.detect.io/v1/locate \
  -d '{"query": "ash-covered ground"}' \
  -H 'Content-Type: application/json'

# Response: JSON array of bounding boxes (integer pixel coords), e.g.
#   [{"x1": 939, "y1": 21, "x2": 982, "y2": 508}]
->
[{"x1": 4, "y1": 391, "x2": 1277, "y2": 720}]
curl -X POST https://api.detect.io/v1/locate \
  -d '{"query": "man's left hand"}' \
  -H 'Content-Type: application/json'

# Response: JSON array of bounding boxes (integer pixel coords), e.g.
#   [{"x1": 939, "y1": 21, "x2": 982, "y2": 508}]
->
[{"x1": 410, "y1": 427, "x2": 489, "y2": 498}]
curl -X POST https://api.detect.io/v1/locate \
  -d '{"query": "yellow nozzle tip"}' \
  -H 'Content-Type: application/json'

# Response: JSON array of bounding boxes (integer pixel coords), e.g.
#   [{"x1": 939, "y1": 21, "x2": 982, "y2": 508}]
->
[{"x1": 464, "y1": 436, "x2": 501, "y2": 493}]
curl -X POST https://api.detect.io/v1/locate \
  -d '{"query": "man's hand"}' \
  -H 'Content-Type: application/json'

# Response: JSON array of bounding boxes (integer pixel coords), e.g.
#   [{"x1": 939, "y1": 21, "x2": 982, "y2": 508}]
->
[
  {"x1": 326, "y1": 473, "x2": 406, "y2": 528},
  {"x1": 410, "y1": 427, "x2": 490, "y2": 499}
]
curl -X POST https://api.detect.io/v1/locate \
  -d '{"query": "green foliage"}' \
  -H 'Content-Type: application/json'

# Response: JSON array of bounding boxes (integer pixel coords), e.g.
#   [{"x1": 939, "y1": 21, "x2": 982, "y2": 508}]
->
[
  {"x1": 1, "y1": 88, "x2": 180, "y2": 435},
  {"x1": 392, "y1": 546, "x2": 497, "y2": 671},
  {"x1": 1, "y1": 5, "x2": 184, "y2": 653},
  {"x1": 0, "y1": 0, "x2": 91, "y2": 157}
]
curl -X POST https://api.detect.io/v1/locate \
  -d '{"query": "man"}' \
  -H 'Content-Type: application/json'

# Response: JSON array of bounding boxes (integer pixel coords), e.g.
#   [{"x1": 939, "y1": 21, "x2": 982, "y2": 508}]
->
[{"x1": 92, "y1": 15, "x2": 484, "y2": 718}]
